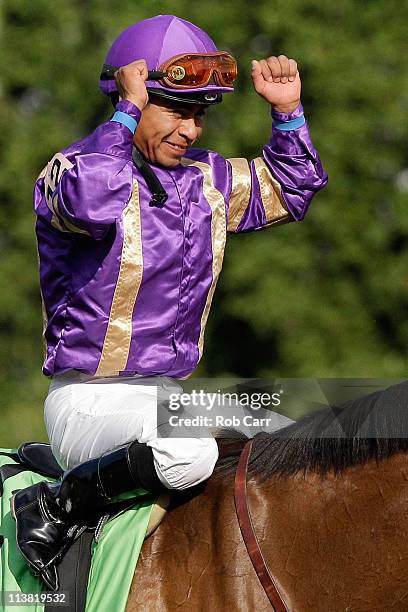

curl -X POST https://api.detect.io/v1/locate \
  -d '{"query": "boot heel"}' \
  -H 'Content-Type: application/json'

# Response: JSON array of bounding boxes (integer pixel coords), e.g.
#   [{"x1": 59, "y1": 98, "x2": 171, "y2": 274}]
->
[{"x1": 10, "y1": 484, "x2": 40, "y2": 518}]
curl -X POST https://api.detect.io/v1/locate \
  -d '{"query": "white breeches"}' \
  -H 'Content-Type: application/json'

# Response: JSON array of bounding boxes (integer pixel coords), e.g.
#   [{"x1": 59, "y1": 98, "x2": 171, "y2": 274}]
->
[{"x1": 44, "y1": 372, "x2": 219, "y2": 491}]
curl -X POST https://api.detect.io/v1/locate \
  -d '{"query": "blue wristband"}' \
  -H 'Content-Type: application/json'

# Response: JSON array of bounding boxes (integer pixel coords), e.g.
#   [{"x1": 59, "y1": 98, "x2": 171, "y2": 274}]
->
[
  {"x1": 110, "y1": 111, "x2": 138, "y2": 134},
  {"x1": 273, "y1": 114, "x2": 306, "y2": 131}
]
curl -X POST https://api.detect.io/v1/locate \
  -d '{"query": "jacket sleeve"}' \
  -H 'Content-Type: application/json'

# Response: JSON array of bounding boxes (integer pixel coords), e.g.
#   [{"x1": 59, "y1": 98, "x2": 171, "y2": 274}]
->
[
  {"x1": 39, "y1": 100, "x2": 140, "y2": 240},
  {"x1": 226, "y1": 103, "x2": 328, "y2": 233}
]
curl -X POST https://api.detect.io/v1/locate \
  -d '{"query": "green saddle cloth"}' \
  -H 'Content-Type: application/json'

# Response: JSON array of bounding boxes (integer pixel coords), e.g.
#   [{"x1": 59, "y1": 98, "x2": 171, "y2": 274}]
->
[{"x1": 0, "y1": 449, "x2": 155, "y2": 612}]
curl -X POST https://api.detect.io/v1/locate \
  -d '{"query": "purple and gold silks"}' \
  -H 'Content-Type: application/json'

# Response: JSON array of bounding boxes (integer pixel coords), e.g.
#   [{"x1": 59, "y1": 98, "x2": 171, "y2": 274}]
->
[{"x1": 34, "y1": 100, "x2": 328, "y2": 379}]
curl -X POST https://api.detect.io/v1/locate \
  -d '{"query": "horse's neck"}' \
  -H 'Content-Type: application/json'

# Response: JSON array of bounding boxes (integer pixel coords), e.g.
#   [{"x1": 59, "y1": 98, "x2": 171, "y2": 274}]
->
[
  {"x1": 248, "y1": 452, "x2": 408, "y2": 611},
  {"x1": 128, "y1": 452, "x2": 408, "y2": 611}
]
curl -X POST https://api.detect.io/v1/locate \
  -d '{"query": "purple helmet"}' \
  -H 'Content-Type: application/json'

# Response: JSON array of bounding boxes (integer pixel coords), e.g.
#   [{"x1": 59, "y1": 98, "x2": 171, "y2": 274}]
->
[{"x1": 99, "y1": 15, "x2": 234, "y2": 105}]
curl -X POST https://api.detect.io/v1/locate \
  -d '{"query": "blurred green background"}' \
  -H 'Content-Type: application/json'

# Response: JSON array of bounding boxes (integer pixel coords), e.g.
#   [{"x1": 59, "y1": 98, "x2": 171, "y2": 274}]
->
[{"x1": 1, "y1": 0, "x2": 407, "y2": 447}]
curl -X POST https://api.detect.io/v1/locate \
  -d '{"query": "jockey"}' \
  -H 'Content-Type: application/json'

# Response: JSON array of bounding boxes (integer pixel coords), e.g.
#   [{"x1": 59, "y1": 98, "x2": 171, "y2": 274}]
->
[{"x1": 12, "y1": 15, "x2": 328, "y2": 590}]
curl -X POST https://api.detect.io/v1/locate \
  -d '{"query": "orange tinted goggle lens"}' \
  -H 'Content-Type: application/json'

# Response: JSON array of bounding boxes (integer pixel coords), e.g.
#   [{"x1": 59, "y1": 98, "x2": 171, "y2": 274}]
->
[{"x1": 160, "y1": 53, "x2": 237, "y2": 88}]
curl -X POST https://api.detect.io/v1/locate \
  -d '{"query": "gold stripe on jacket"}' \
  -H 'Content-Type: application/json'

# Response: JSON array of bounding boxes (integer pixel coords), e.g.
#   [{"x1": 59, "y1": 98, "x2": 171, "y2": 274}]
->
[
  {"x1": 181, "y1": 158, "x2": 227, "y2": 360},
  {"x1": 95, "y1": 180, "x2": 143, "y2": 376},
  {"x1": 253, "y1": 157, "x2": 290, "y2": 226},
  {"x1": 227, "y1": 157, "x2": 291, "y2": 231}
]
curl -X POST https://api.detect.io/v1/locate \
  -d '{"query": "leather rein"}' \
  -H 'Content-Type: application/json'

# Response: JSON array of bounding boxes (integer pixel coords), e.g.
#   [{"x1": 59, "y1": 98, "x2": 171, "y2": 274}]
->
[{"x1": 234, "y1": 439, "x2": 289, "y2": 611}]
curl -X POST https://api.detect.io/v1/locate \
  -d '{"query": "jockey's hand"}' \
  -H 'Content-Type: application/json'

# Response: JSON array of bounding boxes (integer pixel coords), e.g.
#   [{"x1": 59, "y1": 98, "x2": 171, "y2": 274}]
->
[
  {"x1": 114, "y1": 59, "x2": 149, "y2": 111},
  {"x1": 251, "y1": 55, "x2": 301, "y2": 113}
]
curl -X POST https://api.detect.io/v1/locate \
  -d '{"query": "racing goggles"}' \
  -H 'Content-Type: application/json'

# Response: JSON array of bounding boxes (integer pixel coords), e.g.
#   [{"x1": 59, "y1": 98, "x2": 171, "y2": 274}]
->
[{"x1": 158, "y1": 52, "x2": 237, "y2": 89}]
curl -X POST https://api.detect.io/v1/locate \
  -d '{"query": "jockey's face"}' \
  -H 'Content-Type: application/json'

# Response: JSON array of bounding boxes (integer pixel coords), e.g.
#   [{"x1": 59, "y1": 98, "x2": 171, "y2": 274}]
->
[{"x1": 133, "y1": 96, "x2": 207, "y2": 168}]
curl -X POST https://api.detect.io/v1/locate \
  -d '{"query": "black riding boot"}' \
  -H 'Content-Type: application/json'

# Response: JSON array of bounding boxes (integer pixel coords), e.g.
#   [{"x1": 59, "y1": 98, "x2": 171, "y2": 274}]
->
[{"x1": 11, "y1": 441, "x2": 167, "y2": 591}]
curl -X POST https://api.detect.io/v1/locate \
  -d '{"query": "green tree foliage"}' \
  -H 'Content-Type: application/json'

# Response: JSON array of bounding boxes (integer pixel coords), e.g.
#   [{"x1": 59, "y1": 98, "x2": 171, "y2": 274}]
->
[{"x1": 1, "y1": 0, "x2": 407, "y2": 445}]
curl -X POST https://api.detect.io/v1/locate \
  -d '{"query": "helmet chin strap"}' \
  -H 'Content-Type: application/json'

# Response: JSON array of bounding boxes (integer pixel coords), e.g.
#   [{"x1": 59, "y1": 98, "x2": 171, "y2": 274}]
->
[{"x1": 132, "y1": 147, "x2": 168, "y2": 208}]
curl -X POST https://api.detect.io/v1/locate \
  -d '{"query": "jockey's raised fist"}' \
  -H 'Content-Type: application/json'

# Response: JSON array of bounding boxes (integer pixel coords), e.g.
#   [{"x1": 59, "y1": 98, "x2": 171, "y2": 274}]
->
[
  {"x1": 251, "y1": 55, "x2": 301, "y2": 113},
  {"x1": 114, "y1": 59, "x2": 149, "y2": 111}
]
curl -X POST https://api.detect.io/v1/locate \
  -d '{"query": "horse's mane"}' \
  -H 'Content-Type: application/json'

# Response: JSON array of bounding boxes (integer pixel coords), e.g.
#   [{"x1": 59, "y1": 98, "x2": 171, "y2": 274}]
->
[{"x1": 215, "y1": 381, "x2": 408, "y2": 480}]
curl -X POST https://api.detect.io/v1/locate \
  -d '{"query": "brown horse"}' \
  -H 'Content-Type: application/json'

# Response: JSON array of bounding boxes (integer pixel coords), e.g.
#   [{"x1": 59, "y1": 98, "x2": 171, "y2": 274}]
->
[{"x1": 126, "y1": 381, "x2": 408, "y2": 611}]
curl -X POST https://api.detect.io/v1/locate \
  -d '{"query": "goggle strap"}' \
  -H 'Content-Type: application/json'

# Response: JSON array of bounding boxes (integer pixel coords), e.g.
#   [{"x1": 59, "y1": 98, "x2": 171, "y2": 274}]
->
[{"x1": 100, "y1": 63, "x2": 166, "y2": 81}]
